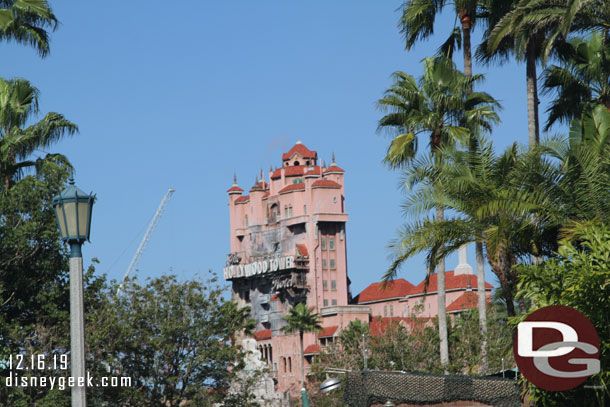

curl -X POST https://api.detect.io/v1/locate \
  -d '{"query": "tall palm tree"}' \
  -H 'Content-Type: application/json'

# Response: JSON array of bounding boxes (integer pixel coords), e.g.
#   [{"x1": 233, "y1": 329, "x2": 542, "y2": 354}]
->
[
  {"x1": 399, "y1": 0, "x2": 481, "y2": 83},
  {"x1": 399, "y1": 2, "x2": 492, "y2": 361},
  {"x1": 0, "y1": 78, "x2": 77, "y2": 190},
  {"x1": 511, "y1": 0, "x2": 610, "y2": 63},
  {"x1": 385, "y1": 138, "x2": 556, "y2": 318},
  {"x1": 377, "y1": 57, "x2": 500, "y2": 367},
  {"x1": 542, "y1": 33, "x2": 610, "y2": 131},
  {"x1": 0, "y1": 0, "x2": 57, "y2": 57},
  {"x1": 485, "y1": 0, "x2": 556, "y2": 148},
  {"x1": 282, "y1": 302, "x2": 322, "y2": 389}
]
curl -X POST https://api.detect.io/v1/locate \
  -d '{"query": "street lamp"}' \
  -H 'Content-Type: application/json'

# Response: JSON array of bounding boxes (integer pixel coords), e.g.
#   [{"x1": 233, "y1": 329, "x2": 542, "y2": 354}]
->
[
  {"x1": 320, "y1": 377, "x2": 341, "y2": 393},
  {"x1": 53, "y1": 177, "x2": 95, "y2": 407}
]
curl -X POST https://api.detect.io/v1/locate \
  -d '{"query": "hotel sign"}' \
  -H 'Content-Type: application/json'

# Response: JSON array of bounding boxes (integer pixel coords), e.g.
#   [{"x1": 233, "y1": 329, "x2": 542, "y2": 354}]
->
[{"x1": 223, "y1": 256, "x2": 295, "y2": 280}]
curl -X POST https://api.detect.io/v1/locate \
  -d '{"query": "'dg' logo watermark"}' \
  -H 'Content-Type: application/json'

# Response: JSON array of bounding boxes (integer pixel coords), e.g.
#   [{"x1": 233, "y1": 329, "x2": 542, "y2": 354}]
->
[{"x1": 514, "y1": 305, "x2": 600, "y2": 391}]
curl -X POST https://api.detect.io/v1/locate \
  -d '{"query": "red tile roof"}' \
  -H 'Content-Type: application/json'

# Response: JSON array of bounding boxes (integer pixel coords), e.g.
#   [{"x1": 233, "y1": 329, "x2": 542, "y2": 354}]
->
[
  {"x1": 254, "y1": 329, "x2": 272, "y2": 340},
  {"x1": 369, "y1": 317, "x2": 433, "y2": 337},
  {"x1": 446, "y1": 291, "x2": 484, "y2": 312},
  {"x1": 296, "y1": 244, "x2": 309, "y2": 257},
  {"x1": 369, "y1": 317, "x2": 408, "y2": 337},
  {"x1": 324, "y1": 165, "x2": 345, "y2": 174},
  {"x1": 279, "y1": 183, "x2": 306, "y2": 194},
  {"x1": 282, "y1": 143, "x2": 317, "y2": 160},
  {"x1": 410, "y1": 271, "x2": 492, "y2": 295},
  {"x1": 234, "y1": 195, "x2": 250, "y2": 203},
  {"x1": 304, "y1": 166, "x2": 322, "y2": 176},
  {"x1": 227, "y1": 186, "x2": 244, "y2": 193},
  {"x1": 355, "y1": 279, "x2": 414, "y2": 303},
  {"x1": 262, "y1": 191, "x2": 270, "y2": 199},
  {"x1": 303, "y1": 344, "x2": 320, "y2": 355},
  {"x1": 319, "y1": 326, "x2": 338, "y2": 338},
  {"x1": 311, "y1": 179, "x2": 341, "y2": 188},
  {"x1": 284, "y1": 166, "x2": 305, "y2": 177},
  {"x1": 271, "y1": 168, "x2": 282, "y2": 179}
]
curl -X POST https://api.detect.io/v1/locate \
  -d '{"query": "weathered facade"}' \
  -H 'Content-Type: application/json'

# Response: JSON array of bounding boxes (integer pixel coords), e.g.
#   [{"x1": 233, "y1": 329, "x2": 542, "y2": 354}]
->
[
  {"x1": 224, "y1": 141, "x2": 494, "y2": 398},
  {"x1": 225, "y1": 142, "x2": 369, "y2": 396}
]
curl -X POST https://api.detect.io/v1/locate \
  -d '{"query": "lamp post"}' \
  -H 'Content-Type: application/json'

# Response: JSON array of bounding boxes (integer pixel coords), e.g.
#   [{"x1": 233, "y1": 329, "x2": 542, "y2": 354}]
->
[{"x1": 53, "y1": 178, "x2": 95, "y2": 407}]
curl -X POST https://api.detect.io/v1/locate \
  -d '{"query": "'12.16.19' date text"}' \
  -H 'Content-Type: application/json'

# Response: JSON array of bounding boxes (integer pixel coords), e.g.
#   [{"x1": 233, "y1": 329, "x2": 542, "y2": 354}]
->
[{"x1": 9, "y1": 354, "x2": 68, "y2": 371}]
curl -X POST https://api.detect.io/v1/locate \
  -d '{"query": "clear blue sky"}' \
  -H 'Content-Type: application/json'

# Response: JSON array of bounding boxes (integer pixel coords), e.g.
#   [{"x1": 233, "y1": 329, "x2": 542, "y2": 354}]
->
[{"x1": 5, "y1": 2, "x2": 559, "y2": 296}]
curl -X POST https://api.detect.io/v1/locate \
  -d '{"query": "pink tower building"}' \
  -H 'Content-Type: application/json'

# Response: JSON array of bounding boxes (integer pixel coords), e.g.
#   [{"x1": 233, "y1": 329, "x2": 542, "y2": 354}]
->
[{"x1": 225, "y1": 141, "x2": 370, "y2": 396}]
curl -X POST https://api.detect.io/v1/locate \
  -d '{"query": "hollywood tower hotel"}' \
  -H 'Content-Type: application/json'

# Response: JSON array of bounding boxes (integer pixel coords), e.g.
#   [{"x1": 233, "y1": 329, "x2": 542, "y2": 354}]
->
[{"x1": 224, "y1": 141, "x2": 370, "y2": 394}]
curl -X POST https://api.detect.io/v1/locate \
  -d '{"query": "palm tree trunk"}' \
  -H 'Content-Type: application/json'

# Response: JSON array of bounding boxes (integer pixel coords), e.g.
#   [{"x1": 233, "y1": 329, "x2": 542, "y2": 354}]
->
[
  {"x1": 436, "y1": 207, "x2": 449, "y2": 369},
  {"x1": 486, "y1": 247, "x2": 517, "y2": 317},
  {"x1": 461, "y1": 10, "x2": 473, "y2": 91},
  {"x1": 526, "y1": 39, "x2": 540, "y2": 148},
  {"x1": 299, "y1": 331, "x2": 305, "y2": 388},
  {"x1": 461, "y1": 15, "x2": 488, "y2": 373},
  {"x1": 476, "y1": 241, "x2": 488, "y2": 373}
]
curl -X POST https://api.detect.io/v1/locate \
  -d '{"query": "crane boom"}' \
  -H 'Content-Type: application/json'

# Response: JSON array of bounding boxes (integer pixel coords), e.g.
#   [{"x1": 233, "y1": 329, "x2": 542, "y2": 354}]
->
[{"x1": 118, "y1": 188, "x2": 175, "y2": 294}]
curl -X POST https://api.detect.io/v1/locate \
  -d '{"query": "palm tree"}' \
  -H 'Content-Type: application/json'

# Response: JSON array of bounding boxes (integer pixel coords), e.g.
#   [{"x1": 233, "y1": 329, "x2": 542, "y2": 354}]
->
[
  {"x1": 511, "y1": 0, "x2": 610, "y2": 62},
  {"x1": 377, "y1": 57, "x2": 500, "y2": 367},
  {"x1": 542, "y1": 33, "x2": 610, "y2": 131},
  {"x1": 0, "y1": 78, "x2": 77, "y2": 190},
  {"x1": 399, "y1": 1, "x2": 493, "y2": 359},
  {"x1": 385, "y1": 139, "x2": 556, "y2": 318},
  {"x1": 282, "y1": 302, "x2": 322, "y2": 388},
  {"x1": 484, "y1": 0, "x2": 557, "y2": 148},
  {"x1": 0, "y1": 0, "x2": 57, "y2": 57},
  {"x1": 399, "y1": 0, "x2": 482, "y2": 84}
]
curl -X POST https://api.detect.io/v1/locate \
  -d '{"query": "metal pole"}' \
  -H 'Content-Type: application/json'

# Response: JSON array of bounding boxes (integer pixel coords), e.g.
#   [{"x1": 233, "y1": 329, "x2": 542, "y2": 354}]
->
[
  {"x1": 301, "y1": 388, "x2": 310, "y2": 407},
  {"x1": 502, "y1": 357, "x2": 505, "y2": 378},
  {"x1": 70, "y1": 242, "x2": 87, "y2": 407},
  {"x1": 362, "y1": 334, "x2": 367, "y2": 370}
]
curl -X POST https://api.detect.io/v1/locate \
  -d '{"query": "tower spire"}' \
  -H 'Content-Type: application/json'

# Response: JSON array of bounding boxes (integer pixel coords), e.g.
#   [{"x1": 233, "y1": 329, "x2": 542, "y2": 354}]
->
[
  {"x1": 454, "y1": 244, "x2": 473, "y2": 275},
  {"x1": 233, "y1": 172, "x2": 238, "y2": 186},
  {"x1": 331, "y1": 152, "x2": 336, "y2": 166}
]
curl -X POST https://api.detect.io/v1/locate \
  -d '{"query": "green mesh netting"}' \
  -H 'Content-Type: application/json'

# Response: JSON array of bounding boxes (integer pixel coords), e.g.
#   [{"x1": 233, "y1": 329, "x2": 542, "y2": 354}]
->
[{"x1": 342, "y1": 371, "x2": 521, "y2": 407}]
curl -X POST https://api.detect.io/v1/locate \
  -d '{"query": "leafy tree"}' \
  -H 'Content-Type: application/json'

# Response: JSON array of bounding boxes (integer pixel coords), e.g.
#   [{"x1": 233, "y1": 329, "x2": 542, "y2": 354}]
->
[
  {"x1": 86, "y1": 273, "x2": 255, "y2": 407},
  {"x1": 515, "y1": 221, "x2": 610, "y2": 405},
  {"x1": 0, "y1": 77, "x2": 77, "y2": 190},
  {"x1": 448, "y1": 306, "x2": 514, "y2": 375},
  {"x1": 282, "y1": 302, "x2": 322, "y2": 388},
  {"x1": 378, "y1": 56, "x2": 499, "y2": 367},
  {"x1": 0, "y1": 160, "x2": 72, "y2": 406},
  {"x1": 311, "y1": 305, "x2": 512, "y2": 378},
  {"x1": 0, "y1": 0, "x2": 57, "y2": 57}
]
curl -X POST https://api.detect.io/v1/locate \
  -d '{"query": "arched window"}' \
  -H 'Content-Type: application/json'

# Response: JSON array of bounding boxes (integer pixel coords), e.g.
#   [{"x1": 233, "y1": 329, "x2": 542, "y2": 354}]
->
[
  {"x1": 288, "y1": 357, "x2": 292, "y2": 372},
  {"x1": 269, "y1": 203, "x2": 279, "y2": 222},
  {"x1": 294, "y1": 161, "x2": 300, "y2": 166},
  {"x1": 244, "y1": 215, "x2": 248, "y2": 228},
  {"x1": 282, "y1": 357, "x2": 287, "y2": 373},
  {"x1": 292, "y1": 178, "x2": 303, "y2": 184}
]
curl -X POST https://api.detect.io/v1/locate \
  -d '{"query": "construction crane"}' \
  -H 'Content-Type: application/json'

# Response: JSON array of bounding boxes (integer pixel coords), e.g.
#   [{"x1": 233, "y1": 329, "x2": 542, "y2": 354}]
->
[{"x1": 117, "y1": 188, "x2": 175, "y2": 294}]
